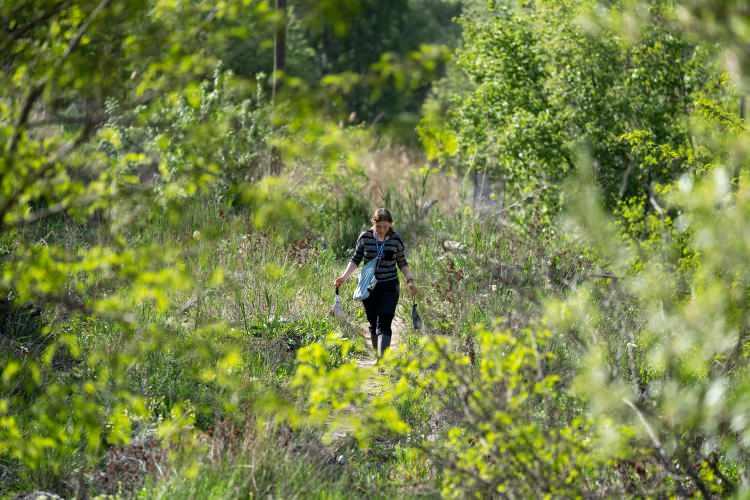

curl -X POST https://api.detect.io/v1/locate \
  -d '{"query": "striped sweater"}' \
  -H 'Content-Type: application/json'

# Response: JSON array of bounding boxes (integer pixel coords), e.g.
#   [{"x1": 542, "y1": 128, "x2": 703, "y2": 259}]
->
[{"x1": 350, "y1": 229, "x2": 408, "y2": 283}]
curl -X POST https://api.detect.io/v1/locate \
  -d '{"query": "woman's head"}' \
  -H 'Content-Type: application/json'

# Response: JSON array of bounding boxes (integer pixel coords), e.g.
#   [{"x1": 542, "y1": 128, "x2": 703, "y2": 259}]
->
[{"x1": 371, "y1": 207, "x2": 393, "y2": 235}]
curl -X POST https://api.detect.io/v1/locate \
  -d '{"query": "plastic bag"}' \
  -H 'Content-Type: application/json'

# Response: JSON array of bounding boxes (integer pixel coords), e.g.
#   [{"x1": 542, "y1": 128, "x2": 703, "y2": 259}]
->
[
  {"x1": 353, "y1": 257, "x2": 377, "y2": 301},
  {"x1": 331, "y1": 286, "x2": 346, "y2": 319},
  {"x1": 353, "y1": 242, "x2": 384, "y2": 301},
  {"x1": 411, "y1": 302, "x2": 422, "y2": 331}
]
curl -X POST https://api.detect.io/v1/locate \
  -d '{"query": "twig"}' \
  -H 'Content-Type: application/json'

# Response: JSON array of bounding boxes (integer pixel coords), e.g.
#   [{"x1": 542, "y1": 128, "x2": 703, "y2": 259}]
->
[{"x1": 622, "y1": 398, "x2": 662, "y2": 451}]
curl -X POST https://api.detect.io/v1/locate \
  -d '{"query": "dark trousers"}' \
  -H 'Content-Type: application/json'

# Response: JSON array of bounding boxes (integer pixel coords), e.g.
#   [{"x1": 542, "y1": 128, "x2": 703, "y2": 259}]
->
[{"x1": 362, "y1": 279, "x2": 399, "y2": 356}]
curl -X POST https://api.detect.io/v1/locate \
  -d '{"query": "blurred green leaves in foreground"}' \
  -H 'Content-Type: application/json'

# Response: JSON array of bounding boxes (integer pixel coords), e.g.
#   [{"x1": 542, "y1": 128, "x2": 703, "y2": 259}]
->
[
  {"x1": 0, "y1": 0, "x2": 450, "y2": 490},
  {"x1": 5, "y1": 0, "x2": 750, "y2": 497}
]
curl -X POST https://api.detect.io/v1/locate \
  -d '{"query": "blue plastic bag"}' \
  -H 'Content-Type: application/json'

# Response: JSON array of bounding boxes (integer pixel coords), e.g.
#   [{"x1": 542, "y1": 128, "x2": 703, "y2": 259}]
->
[{"x1": 353, "y1": 240, "x2": 384, "y2": 301}]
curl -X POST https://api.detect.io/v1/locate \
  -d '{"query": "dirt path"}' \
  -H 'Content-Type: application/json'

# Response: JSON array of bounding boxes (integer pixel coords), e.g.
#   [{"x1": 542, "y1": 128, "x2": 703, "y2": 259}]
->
[{"x1": 327, "y1": 314, "x2": 407, "y2": 442}]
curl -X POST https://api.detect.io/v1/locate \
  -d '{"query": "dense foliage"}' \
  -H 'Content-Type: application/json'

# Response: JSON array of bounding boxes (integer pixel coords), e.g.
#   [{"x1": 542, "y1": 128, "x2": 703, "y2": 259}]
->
[{"x1": 4, "y1": 0, "x2": 750, "y2": 498}]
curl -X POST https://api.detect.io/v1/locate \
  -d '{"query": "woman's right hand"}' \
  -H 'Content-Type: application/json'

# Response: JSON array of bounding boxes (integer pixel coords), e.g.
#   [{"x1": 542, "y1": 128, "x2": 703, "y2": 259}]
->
[{"x1": 334, "y1": 274, "x2": 347, "y2": 289}]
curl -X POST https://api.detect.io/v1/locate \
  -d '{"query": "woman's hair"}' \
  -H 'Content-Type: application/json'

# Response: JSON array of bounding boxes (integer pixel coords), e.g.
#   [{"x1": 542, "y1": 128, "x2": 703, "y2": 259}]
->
[
  {"x1": 370, "y1": 208, "x2": 394, "y2": 234},
  {"x1": 371, "y1": 207, "x2": 393, "y2": 224}
]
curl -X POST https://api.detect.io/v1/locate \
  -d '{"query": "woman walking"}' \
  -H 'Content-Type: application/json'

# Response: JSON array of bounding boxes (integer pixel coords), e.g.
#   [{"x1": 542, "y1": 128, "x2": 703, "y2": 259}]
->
[{"x1": 334, "y1": 208, "x2": 417, "y2": 358}]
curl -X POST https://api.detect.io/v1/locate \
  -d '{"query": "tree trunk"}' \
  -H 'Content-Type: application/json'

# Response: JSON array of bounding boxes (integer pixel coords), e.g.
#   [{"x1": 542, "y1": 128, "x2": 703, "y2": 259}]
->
[
  {"x1": 741, "y1": 95, "x2": 746, "y2": 121},
  {"x1": 272, "y1": 0, "x2": 287, "y2": 102},
  {"x1": 270, "y1": 0, "x2": 286, "y2": 175}
]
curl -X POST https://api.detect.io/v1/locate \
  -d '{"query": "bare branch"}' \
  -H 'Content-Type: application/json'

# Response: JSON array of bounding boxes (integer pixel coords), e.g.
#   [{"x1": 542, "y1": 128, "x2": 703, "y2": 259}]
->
[
  {"x1": 6, "y1": 83, "x2": 45, "y2": 157},
  {"x1": 623, "y1": 397, "x2": 662, "y2": 450}
]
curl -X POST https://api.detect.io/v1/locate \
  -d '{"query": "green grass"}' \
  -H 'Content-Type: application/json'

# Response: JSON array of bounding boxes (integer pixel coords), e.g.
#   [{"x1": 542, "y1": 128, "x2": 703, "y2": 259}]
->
[
  {"x1": 137, "y1": 428, "x2": 415, "y2": 500},
  {"x1": 4, "y1": 174, "x2": 596, "y2": 499}
]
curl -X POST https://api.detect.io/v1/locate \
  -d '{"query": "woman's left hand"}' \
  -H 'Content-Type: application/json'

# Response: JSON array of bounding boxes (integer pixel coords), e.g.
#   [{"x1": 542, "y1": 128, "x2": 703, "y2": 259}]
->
[{"x1": 407, "y1": 280, "x2": 417, "y2": 296}]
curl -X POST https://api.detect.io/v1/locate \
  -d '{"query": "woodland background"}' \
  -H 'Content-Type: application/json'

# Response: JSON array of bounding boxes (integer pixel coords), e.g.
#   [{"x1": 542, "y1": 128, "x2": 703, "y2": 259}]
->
[{"x1": 3, "y1": 0, "x2": 750, "y2": 497}]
